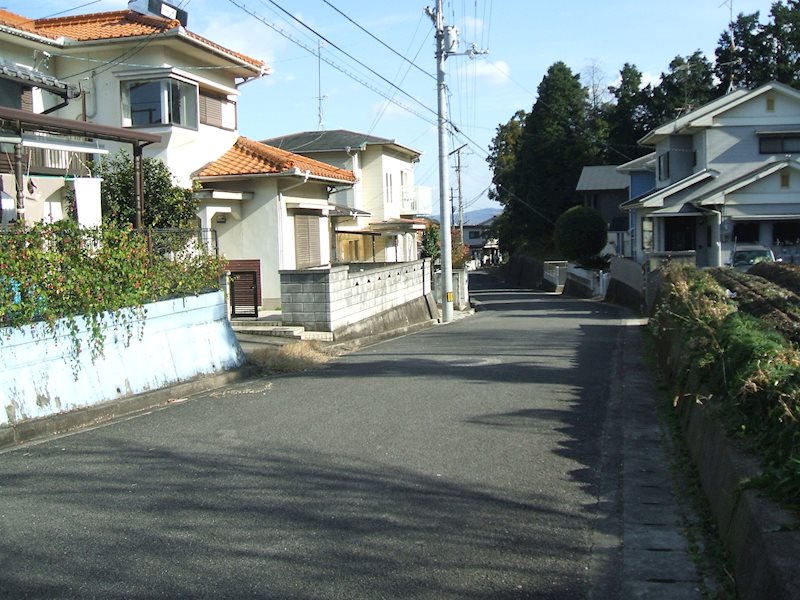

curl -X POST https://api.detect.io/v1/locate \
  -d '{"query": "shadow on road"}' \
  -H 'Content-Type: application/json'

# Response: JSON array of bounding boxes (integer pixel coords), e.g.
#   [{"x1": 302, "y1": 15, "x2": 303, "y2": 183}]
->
[{"x1": 4, "y1": 439, "x2": 591, "y2": 599}]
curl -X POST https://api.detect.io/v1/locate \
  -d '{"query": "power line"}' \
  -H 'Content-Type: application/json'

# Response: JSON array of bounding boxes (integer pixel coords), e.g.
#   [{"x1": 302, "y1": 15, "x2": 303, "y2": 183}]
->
[
  {"x1": 321, "y1": 0, "x2": 435, "y2": 82},
  {"x1": 368, "y1": 12, "x2": 432, "y2": 134},
  {"x1": 257, "y1": 0, "x2": 439, "y2": 120},
  {"x1": 224, "y1": 0, "x2": 439, "y2": 127}
]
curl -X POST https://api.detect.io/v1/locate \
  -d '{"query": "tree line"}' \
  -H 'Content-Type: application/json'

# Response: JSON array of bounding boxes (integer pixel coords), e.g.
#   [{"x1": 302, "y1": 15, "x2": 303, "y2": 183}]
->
[{"x1": 487, "y1": 1, "x2": 800, "y2": 257}]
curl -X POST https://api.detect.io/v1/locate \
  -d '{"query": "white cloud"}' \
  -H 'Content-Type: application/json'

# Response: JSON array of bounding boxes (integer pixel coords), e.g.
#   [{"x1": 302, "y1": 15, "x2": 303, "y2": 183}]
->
[{"x1": 456, "y1": 59, "x2": 510, "y2": 86}]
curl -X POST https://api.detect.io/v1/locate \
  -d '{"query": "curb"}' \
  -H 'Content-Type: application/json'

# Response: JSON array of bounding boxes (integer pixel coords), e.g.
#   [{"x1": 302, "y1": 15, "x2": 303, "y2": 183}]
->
[
  {"x1": 0, "y1": 365, "x2": 259, "y2": 451},
  {"x1": 679, "y1": 399, "x2": 800, "y2": 600}
]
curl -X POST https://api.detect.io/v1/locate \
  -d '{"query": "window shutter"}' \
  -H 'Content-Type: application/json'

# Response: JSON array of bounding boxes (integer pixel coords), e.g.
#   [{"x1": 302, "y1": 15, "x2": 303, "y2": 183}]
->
[
  {"x1": 199, "y1": 93, "x2": 223, "y2": 128},
  {"x1": 21, "y1": 88, "x2": 33, "y2": 112},
  {"x1": 295, "y1": 213, "x2": 321, "y2": 269}
]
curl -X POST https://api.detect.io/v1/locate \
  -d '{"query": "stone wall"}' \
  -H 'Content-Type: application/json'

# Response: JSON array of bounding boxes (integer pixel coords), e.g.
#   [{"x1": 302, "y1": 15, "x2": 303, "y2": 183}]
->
[{"x1": 280, "y1": 259, "x2": 434, "y2": 335}]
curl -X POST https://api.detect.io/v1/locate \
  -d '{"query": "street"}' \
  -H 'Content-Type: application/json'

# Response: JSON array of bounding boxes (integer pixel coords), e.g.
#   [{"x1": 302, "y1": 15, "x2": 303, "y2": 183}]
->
[{"x1": 1, "y1": 272, "x2": 630, "y2": 599}]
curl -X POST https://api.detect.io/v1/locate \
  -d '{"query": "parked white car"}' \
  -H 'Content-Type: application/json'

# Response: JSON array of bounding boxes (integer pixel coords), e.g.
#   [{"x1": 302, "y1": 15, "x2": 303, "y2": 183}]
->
[{"x1": 730, "y1": 244, "x2": 777, "y2": 272}]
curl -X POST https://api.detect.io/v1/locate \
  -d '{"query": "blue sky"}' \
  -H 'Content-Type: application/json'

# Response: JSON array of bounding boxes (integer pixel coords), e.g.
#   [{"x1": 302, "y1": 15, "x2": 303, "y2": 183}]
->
[{"x1": 7, "y1": 0, "x2": 776, "y2": 214}]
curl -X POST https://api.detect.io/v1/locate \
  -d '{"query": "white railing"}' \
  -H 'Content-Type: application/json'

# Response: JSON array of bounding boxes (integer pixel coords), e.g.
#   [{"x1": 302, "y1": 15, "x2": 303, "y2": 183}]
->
[{"x1": 543, "y1": 260, "x2": 569, "y2": 288}]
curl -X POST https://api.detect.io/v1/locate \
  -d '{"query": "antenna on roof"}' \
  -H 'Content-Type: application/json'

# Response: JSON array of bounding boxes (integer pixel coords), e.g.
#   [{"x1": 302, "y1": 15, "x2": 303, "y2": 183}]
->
[
  {"x1": 719, "y1": 0, "x2": 741, "y2": 94},
  {"x1": 316, "y1": 40, "x2": 327, "y2": 131}
]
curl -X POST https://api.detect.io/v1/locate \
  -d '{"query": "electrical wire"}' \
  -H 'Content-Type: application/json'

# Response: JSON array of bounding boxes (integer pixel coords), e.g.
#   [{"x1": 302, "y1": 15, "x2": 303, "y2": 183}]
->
[
  {"x1": 368, "y1": 12, "x2": 432, "y2": 134},
  {"x1": 225, "y1": 0, "x2": 439, "y2": 127},
  {"x1": 321, "y1": 0, "x2": 435, "y2": 82},
  {"x1": 256, "y1": 0, "x2": 439, "y2": 120}
]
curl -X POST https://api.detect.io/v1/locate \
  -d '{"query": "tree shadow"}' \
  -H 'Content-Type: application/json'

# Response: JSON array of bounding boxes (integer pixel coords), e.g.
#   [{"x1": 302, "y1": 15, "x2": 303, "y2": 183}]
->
[{"x1": 3, "y1": 440, "x2": 592, "y2": 599}]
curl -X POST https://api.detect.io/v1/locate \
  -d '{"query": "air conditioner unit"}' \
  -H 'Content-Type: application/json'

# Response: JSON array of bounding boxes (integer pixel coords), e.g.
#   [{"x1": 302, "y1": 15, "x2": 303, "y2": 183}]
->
[{"x1": 128, "y1": 0, "x2": 188, "y2": 27}]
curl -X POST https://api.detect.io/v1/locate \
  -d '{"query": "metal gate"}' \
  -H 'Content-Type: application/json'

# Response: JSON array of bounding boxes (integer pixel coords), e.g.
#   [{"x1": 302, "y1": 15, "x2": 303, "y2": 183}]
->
[{"x1": 229, "y1": 271, "x2": 259, "y2": 318}]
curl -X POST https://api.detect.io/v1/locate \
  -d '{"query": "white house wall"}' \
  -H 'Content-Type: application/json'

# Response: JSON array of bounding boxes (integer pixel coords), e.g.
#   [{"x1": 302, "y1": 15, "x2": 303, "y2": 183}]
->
[
  {"x1": 313, "y1": 150, "x2": 360, "y2": 211},
  {"x1": 360, "y1": 147, "x2": 386, "y2": 220},
  {"x1": 51, "y1": 44, "x2": 241, "y2": 186},
  {"x1": 714, "y1": 91, "x2": 800, "y2": 127},
  {"x1": 209, "y1": 178, "x2": 281, "y2": 305}
]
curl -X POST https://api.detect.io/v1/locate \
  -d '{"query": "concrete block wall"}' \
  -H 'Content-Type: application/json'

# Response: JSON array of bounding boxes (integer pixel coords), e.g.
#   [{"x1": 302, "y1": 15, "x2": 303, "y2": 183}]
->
[{"x1": 280, "y1": 260, "x2": 431, "y2": 334}]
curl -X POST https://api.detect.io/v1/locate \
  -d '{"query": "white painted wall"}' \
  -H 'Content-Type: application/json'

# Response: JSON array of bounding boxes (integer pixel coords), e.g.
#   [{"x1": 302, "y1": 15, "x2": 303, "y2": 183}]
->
[{"x1": 0, "y1": 291, "x2": 243, "y2": 427}]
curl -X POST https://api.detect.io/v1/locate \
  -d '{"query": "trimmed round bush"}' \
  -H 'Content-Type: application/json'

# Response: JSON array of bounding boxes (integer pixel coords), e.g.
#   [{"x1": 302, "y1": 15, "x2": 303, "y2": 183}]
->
[{"x1": 553, "y1": 205, "x2": 607, "y2": 261}]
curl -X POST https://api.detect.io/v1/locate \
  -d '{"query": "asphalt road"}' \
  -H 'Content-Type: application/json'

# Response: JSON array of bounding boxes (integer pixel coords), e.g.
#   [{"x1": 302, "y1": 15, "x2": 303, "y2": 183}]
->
[{"x1": 0, "y1": 271, "x2": 629, "y2": 599}]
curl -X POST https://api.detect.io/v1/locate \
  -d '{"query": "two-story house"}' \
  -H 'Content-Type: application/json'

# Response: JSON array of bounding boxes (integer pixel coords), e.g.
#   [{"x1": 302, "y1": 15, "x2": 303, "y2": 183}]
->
[
  {"x1": 621, "y1": 81, "x2": 800, "y2": 268},
  {"x1": 0, "y1": 1, "x2": 357, "y2": 308},
  {"x1": 461, "y1": 216, "x2": 499, "y2": 265},
  {"x1": 576, "y1": 165, "x2": 630, "y2": 256},
  {"x1": 262, "y1": 130, "x2": 432, "y2": 264}
]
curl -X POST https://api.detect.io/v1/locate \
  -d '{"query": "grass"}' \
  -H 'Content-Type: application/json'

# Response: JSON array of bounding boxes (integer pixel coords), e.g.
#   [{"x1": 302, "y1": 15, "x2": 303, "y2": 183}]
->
[
  {"x1": 245, "y1": 340, "x2": 351, "y2": 374},
  {"x1": 644, "y1": 331, "x2": 738, "y2": 599}
]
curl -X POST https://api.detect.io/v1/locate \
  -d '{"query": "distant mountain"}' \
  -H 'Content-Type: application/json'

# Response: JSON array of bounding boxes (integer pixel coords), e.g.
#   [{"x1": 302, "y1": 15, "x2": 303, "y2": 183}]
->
[
  {"x1": 460, "y1": 207, "x2": 501, "y2": 226},
  {"x1": 426, "y1": 207, "x2": 501, "y2": 226}
]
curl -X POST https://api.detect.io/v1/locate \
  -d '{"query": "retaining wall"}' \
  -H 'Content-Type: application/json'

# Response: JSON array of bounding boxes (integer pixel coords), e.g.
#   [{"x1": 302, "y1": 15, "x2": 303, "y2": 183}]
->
[
  {"x1": 605, "y1": 257, "x2": 645, "y2": 310},
  {"x1": 0, "y1": 291, "x2": 244, "y2": 427}
]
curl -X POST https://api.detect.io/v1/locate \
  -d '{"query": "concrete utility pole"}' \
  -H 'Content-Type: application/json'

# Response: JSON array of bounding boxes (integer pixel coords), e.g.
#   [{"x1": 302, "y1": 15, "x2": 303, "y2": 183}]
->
[
  {"x1": 425, "y1": 2, "x2": 485, "y2": 322},
  {"x1": 451, "y1": 143, "x2": 467, "y2": 245},
  {"x1": 426, "y1": 0, "x2": 454, "y2": 322}
]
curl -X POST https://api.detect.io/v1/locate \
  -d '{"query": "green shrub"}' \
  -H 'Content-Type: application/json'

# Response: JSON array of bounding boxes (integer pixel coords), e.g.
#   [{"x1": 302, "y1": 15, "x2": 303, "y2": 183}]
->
[
  {"x1": 651, "y1": 263, "x2": 800, "y2": 508},
  {"x1": 1, "y1": 220, "x2": 224, "y2": 368},
  {"x1": 553, "y1": 205, "x2": 607, "y2": 261}
]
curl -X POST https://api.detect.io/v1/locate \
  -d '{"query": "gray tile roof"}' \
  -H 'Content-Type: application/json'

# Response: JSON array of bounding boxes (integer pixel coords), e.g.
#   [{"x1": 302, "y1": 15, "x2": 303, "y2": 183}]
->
[
  {"x1": 262, "y1": 129, "x2": 420, "y2": 157},
  {"x1": 576, "y1": 165, "x2": 629, "y2": 191},
  {"x1": 0, "y1": 59, "x2": 80, "y2": 99}
]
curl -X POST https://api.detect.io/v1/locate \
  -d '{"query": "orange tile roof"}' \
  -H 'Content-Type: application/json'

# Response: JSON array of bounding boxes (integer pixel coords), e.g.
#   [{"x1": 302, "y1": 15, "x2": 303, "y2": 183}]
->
[
  {"x1": 0, "y1": 9, "x2": 37, "y2": 33},
  {"x1": 0, "y1": 9, "x2": 265, "y2": 71},
  {"x1": 195, "y1": 137, "x2": 357, "y2": 183}
]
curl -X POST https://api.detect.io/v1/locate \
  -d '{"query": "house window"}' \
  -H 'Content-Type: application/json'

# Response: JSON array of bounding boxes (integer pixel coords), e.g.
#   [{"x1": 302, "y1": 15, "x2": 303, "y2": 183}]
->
[
  {"x1": 385, "y1": 173, "x2": 393, "y2": 203},
  {"x1": 658, "y1": 152, "x2": 670, "y2": 181},
  {"x1": 766, "y1": 96, "x2": 776, "y2": 112},
  {"x1": 121, "y1": 78, "x2": 198, "y2": 129},
  {"x1": 468, "y1": 230, "x2": 481, "y2": 240},
  {"x1": 781, "y1": 172, "x2": 791, "y2": 188},
  {"x1": 199, "y1": 91, "x2": 237, "y2": 130},
  {"x1": 759, "y1": 134, "x2": 800, "y2": 154}
]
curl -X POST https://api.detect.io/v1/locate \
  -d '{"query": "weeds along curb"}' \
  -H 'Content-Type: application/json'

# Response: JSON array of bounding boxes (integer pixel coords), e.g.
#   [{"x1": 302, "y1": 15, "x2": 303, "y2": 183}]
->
[{"x1": 677, "y1": 397, "x2": 800, "y2": 600}]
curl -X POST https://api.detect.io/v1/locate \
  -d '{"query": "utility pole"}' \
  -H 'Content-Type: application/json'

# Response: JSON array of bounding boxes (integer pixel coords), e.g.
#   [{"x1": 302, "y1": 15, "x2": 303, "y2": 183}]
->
[
  {"x1": 450, "y1": 143, "x2": 467, "y2": 245},
  {"x1": 425, "y1": 2, "x2": 485, "y2": 322},
  {"x1": 425, "y1": 0, "x2": 454, "y2": 322}
]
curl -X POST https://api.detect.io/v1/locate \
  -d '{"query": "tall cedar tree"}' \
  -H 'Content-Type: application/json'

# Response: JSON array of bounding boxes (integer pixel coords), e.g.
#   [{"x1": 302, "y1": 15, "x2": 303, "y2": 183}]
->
[
  {"x1": 641, "y1": 51, "x2": 718, "y2": 130},
  {"x1": 513, "y1": 62, "x2": 600, "y2": 255},
  {"x1": 715, "y1": 1, "x2": 800, "y2": 90},
  {"x1": 606, "y1": 63, "x2": 651, "y2": 161},
  {"x1": 486, "y1": 110, "x2": 526, "y2": 254}
]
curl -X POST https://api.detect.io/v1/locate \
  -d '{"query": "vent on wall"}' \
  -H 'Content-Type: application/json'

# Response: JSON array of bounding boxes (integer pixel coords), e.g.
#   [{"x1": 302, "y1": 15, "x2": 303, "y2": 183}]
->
[{"x1": 128, "y1": 0, "x2": 188, "y2": 27}]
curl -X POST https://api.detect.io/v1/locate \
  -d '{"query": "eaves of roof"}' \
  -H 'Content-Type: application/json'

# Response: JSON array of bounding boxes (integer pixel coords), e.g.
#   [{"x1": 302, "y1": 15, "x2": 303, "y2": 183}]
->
[
  {"x1": 263, "y1": 129, "x2": 421, "y2": 159},
  {"x1": 193, "y1": 137, "x2": 356, "y2": 184},
  {"x1": 0, "y1": 59, "x2": 80, "y2": 98},
  {"x1": 626, "y1": 169, "x2": 719, "y2": 210},
  {"x1": 0, "y1": 9, "x2": 267, "y2": 75},
  {"x1": 617, "y1": 152, "x2": 656, "y2": 174},
  {"x1": 695, "y1": 159, "x2": 798, "y2": 206},
  {"x1": 638, "y1": 82, "x2": 800, "y2": 147}
]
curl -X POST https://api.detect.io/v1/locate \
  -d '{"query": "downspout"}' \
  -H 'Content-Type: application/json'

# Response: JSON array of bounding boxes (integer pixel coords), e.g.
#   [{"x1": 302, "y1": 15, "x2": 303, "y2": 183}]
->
[{"x1": 14, "y1": 142, "x2": 24, "y2": 220}]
